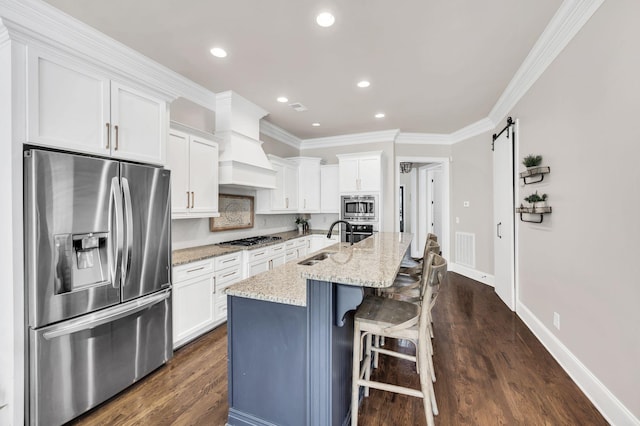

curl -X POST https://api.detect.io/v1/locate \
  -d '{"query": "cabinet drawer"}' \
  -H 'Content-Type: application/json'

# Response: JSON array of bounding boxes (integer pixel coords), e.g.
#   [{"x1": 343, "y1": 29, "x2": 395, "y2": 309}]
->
[
  {"x1": 214, "y1": 297, "x2": 228, "y2": 320},
  {"x1": 215, "y1": 252, "x2": 242, "y2": 270},
  {"x1": 216, "y1": 266, "x2": 242, "y2": 288},
  {"x1": 269, "y1": 243, "x2": 286, "y2": 255},
  {"x1": 286, "y1": 238, "x2": 307, "y2": 249},
  {"x1": 247, "y1": 247, "x2": 270, "y2": 262},
  {"x1": 173, "y1": 258, "x2": 214, "y2": 282}
]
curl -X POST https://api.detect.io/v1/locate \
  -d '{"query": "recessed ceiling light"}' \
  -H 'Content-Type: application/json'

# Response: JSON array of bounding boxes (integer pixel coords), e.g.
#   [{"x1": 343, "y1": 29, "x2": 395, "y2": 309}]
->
[
  {"x1": 210, "y1": 47, "x2": 227, "y2": 58},
  {"x1": 312, "y1": 123, "x2": 321, "y2": 127},
  {"x1": 357, "y1": 81, "x2": 370, "y2": 88},
  {"x1": 277, "y1": 96, "x2": 288, "y2": 103},
  {"x1": 375, "y1": 113, "x2": 385, "y2": 118},
  {"x1": 316, "y1": 12, "x2": 335, "y2": 27}
]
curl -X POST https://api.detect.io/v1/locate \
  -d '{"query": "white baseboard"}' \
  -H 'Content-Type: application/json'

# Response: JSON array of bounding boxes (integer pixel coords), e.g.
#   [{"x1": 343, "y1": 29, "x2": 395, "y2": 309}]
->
[
  {"x1": 517, "y1": 301, "x2": 640, "y2": 426},
  {"x1": 449, "y1": 263, "x2": 494, "y2": 287}
]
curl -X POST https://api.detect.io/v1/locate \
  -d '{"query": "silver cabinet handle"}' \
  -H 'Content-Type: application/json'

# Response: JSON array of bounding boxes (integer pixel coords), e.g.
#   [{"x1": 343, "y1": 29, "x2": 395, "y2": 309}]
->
[
  {"x1": 222, "y1": 258, "x2": 236, "y2": 264},
  {"x1": 186, "y1": 191, "x2": 190, "y2": 209},
  {"x1": 221, "y1": 271, "x2": 237, "y2": 278},
  {"x1": 497, "y1": 222, "x2": 502, "y2": 239},
  {"x1": 187, "y1": 266, "x2": 205, "y2": 273},
  {"x1": 114, "y1": 124, "x2": 119, "y2": 150},
  {"x1": 191, "y1": 191, "x2": 195, "y2": 209},
  {"x1": 106, "y1": 123, "x2": 111, "y2": 149}
]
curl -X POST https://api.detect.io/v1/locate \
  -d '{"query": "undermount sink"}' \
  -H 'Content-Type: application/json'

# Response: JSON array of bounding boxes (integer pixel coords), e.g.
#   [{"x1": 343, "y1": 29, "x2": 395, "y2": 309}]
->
[{"x1": 298, "y1": 251, "x2": 333, "y2": 266}]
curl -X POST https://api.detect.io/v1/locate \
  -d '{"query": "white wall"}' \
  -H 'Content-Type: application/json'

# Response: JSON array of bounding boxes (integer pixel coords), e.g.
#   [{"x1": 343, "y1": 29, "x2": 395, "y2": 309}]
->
[
  {"x1": 450, "y1": 133, "x2": 495, "y2": 275},
  {"x1": 507, "y1": 0, "x2": 639, "y2": 421}
]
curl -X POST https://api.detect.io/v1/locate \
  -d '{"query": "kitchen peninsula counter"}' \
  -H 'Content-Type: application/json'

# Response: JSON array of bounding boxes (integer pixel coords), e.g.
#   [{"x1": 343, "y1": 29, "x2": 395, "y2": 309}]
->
[{"x1": 225, "y1": 232, "x2": 412, "y2": 426}]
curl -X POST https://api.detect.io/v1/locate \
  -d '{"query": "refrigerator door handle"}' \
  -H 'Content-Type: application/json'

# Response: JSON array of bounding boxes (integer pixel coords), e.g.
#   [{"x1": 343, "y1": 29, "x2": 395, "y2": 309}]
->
[
  {"x1": 109, "y1": 177, "x2": 124, "y2": 288},
  {"x1": 42, "y1": 289, "x2": 170, "y2": 340},
  {"x1": 121, "y1": 177, "x2": 134, "y2": 287}
]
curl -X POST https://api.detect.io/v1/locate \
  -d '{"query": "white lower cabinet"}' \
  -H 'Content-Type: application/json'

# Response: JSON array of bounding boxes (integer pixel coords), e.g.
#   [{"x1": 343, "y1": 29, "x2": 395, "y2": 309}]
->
[
  {"x1": 172, "y1": 252, "x2": 242, "y2": 348},
  {"x1": 308, "y1": 234, "x2": 340, "y2": 253},
  {"x1": 172, "y1": 259, "x2": 215, "y2": 348},
  {"x1": 246, "y1": 243, "x2": 286, "y2": 277},
  {"x1": 285, "y1": 237, "x2": 308, "y2": 261}
]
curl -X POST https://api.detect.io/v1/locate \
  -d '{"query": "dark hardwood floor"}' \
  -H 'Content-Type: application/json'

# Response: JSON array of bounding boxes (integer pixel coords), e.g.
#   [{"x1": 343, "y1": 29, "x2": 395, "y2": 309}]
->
[{"x1": 70, "y1": 272, "x2": 607, "y2": 425}]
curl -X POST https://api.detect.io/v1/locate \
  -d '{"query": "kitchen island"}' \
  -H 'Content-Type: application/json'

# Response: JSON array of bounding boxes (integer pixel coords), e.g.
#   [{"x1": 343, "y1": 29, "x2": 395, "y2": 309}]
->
[{"x1": 225, "y1": 232, "x2": 412, "y2": 426}]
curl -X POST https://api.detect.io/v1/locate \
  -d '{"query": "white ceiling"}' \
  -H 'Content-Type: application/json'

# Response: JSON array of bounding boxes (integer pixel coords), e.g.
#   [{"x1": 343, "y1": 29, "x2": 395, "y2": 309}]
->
[{"x1": 43, "y1": 0, "x2": 562, "y2": 139}]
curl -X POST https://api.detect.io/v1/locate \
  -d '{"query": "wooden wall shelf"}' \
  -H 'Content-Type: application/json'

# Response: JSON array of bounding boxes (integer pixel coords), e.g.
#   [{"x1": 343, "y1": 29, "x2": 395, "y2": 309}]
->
[
  {"x1": 520, "y1": 166, "x2": 551, "y2": 184},
  {"x1": 516, "y1": 206, "x2": 552, "y2": 223}
]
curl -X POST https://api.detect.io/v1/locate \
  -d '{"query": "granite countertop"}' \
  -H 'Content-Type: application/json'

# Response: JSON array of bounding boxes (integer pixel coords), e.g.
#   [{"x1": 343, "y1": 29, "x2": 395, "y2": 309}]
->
[
  {"x1": 225, "y1": 232, "x2": 412, "y2": 307},
  {"x1": 172, "y1": 229, "x2": 337, "y2": 266}
]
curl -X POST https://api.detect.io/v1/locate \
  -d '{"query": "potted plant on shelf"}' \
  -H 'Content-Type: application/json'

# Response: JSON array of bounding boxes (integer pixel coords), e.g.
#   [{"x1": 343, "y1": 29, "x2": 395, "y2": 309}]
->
[
  {"x1": 522, "y1": 154, "x2": 543, "y2": 170},
  {"x1": 524, "y1": 191, "x2": 548, "y2": 212}
]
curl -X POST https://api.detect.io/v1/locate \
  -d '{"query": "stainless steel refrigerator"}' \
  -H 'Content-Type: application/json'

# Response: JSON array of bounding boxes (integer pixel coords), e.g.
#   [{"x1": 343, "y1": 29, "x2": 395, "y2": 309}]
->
[{"x1": 24, "y1": 149, "x2": 172, "y2": 426}]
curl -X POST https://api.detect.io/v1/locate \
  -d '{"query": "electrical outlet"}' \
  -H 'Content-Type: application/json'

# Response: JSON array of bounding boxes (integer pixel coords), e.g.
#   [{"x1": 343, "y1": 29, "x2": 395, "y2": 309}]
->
[
  {"x1": 553, "y1": 312, "x2": 560, "y2": 330},
  {"x1": 463, "y1": 201, "x2": 470, "y2": 207},
  {"x1": 455, "y1": 217, "x2": 460, "y2": 224}
]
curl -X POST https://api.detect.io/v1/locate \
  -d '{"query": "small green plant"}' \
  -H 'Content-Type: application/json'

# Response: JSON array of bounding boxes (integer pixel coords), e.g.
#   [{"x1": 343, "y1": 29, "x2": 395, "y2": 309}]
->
[
  {"x1": 295, "y1": 217, "x2": 307, "y2": 225},
  {"x1": 522, "y1": 154, "x2": 543, "y2": 168},
  {"x1": 524, "y1": 191, "x2": 547, "y2": 204}
]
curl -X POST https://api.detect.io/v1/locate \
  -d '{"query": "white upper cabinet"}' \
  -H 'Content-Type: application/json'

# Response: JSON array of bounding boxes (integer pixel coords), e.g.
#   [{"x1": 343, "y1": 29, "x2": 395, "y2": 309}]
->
[
  {"x1": 288, "y1": 157, "x2": 322, "y2": 212},
  {"x1": 257, "y1": 155, "x2": 299, "y2": 212},
  {"x1": 27, "y1": 47, "x2": 167, "y2": 165},
  {"x1": 166, "y1": 127, "x2": 219, "y2": 219},
  {"x1": 320, "y1": 164, "x2": 339, "y2": 213},
  {"x1": 337, "y1": 151, "x2": 383, "y2": 193}
]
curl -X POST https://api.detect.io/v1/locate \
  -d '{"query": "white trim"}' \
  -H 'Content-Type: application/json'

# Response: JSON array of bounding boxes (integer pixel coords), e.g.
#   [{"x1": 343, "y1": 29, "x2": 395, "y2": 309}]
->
[
  {"x1": 395, "y1": 132, "x2": 453, "y2": 145},
  {"x1": 449, "y1": 117, "x2": 495, "y2": 143},
  {"x1": 260, "y1": 120, "x2": 302, "y2": 149},
  {"x1": 0, "y1": 0, "x2": 217, "y2": 109},
  {"x1": 302, "y1": 129, "x2": 400, "y2": 149},
  {"x1": 449, "y1": 263, "x2": 495, "y2": 287},
  {"x1": 489, "y1": 0, "x2": 605, "y2": 125},
  {"x1": 517, "y1": 301, "x2": 640, "y2": 426}
]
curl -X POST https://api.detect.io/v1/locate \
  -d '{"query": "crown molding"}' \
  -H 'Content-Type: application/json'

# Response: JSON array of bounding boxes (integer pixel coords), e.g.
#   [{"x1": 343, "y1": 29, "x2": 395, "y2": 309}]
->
[
  {"x1": 0, "y1": 0, "x2": 217, "y2": 109},
  {"x1": 489, "y1": 0, "x2": 605, "y2": 124},
  {"x1": 395, "y1": 132, "x2": 453, "y2": 145},
  {"x1": 302, "y1": 129, "x2": 400, "y2": 149},
  {"x1": 260, "y1": 120, "x2": 302, "y2": 149},
  {"x1": 449, "y1": 117, "x2": 496, "y2": 143}
]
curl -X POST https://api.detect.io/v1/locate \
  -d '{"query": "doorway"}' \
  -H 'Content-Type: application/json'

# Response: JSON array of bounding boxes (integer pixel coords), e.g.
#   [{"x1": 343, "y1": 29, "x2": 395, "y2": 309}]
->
[{"x1": 396, "y1": 157, "x2": 450, "y2": 261}]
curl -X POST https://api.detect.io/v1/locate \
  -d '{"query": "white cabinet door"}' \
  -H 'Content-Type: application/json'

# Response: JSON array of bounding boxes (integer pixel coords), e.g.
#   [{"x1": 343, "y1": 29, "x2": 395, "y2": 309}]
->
[
  {"x1": 308, "y1": 235, "x2": 325, "y2": 254},
  {"x1": 110, "y1": 82, "x2": 166, "y2": 165},
  {"x1": 173, "y1": 273, "x2": 215, "y2": 347},
  {"x1": 167, "y1": 130, "x2": 190, "y2": 215},
  {"x1": 27, "y1": 48, "x2": 110, "y2": 156},
  {"x1": 272, "y1": 254, "x2": 286, "y2": 268},
  {"x1": 320, "y1": 165, "x2": 339, "y2": 213},
  {"x1": 338, "y1": 159, "x2": 359, "y2": 192},
  {"x1": 338, "y1": 152, "x2": 383, "y2": 193},
  {"x1": 27, "y1": 48, "x2": 167, "y2": 165},
  {"x1": 293, "y1": 158, "x2": 321, "y2": 212},
  {"x1": 358, "y1": 157, "x2": 381, "y2": 191},
  {"x1": 284, "y1": 164, "x2": 299, "y2": 210},
  {"x1": 271, "y1": 162, "x2": 286, "y2": 210},
  {"x1": 189, "y1": 137, "x2": 219, "y2": 216},
  {"x1": 248, "y1": 259, "x2": 270, "y2": 277}
]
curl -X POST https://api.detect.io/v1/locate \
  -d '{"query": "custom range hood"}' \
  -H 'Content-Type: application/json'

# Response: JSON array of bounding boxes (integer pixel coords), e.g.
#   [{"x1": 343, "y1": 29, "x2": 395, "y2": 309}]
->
[{"x1": 214, "y1": 91, "x2": 276, "y2": 189}]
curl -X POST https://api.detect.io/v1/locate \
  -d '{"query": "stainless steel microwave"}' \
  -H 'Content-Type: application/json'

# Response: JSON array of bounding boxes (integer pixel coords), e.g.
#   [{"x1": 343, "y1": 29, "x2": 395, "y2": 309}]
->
[{"x1": 341, "y1": 195, "x2": 377, "y2": 221}]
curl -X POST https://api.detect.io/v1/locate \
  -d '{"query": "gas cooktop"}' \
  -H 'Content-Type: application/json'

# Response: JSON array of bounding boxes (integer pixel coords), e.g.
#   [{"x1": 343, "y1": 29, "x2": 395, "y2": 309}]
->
[{"x1": 219, "y1": 235, "x2": 283, "y2": 246}]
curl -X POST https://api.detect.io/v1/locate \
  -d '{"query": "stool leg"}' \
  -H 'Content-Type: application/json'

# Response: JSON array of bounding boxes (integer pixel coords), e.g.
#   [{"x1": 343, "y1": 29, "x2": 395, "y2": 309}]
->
[
  {"x1": 373, "y1": 335, "x2": 379, "y2": 369},
  {"x1": 351, "y1": 321, "x2": 361, "y2": 426},
  {"x1": 364, "y1": 332, "x2": 372, "y2": 397},
  {"x1": 418, "y1": 336, "x2": 435, "y2": 426}
]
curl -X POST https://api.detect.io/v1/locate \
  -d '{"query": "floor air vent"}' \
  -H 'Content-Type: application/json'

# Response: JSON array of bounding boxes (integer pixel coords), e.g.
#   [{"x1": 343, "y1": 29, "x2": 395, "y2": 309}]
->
[{"x1": 455, "y1": 232, "x2": 476, "y2": 268}]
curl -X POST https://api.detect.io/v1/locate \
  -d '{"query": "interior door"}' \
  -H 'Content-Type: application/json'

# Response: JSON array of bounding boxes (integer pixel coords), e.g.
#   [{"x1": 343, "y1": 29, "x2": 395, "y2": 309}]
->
[{"x1": 493, "y1": 125, "x2": 516, "y2": 310}]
